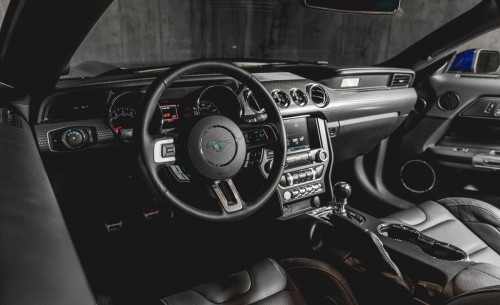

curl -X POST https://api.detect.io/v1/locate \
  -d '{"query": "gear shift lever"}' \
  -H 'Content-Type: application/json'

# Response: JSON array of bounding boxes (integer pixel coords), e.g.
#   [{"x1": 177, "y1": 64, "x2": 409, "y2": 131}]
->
[{"x1": 333, "y1": 181, "x2": 351, "y2": 216}]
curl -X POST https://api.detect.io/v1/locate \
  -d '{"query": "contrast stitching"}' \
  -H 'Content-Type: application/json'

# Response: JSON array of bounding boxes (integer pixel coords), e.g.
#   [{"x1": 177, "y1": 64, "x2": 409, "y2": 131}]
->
[
  {"x1": 463, "y1": 220, "x2": 500, "y2": 233},
  {"x1": 441, "y1": 201, "x2": 500, "y2": 224},
  {"x1": 187, "y1": 288, "x2": 217, "y2": 304},
  {"x1": 383, "y1": 207, "x2": 428, "y2": 226},
  {"x1": 468, "y1": 246, "x2": 489, "y2": 256},
  {"x1": 286, "y1": 265, "x2": 359, "y2": 305},
  {"x1": 268, "y1": 258, "x2": 289, "y2": 281},
  {"x1": 322, "y1": 294, "x2": 339, "y2": 305},
  {"x1": 420, "y1": 219, "x2": 457, "y2": 233},
  {"x1": 446, "y1": 287, "x2": 500, "y2": 303},
  {"x1": 454, "y1": 220, "x2": 500, "y2": 257},
  {"x1": 160, "y1": 298, "x2": 168, "y2": 305},
  {"x1": 468, "y1": 266, "x2": 500, "y2": 282}
]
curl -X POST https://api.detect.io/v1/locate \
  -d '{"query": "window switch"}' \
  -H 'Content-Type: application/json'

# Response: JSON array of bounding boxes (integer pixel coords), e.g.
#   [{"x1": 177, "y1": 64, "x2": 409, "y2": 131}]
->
[{"x1": 485, "y1": 102, "x2": 497, "y2": 114}]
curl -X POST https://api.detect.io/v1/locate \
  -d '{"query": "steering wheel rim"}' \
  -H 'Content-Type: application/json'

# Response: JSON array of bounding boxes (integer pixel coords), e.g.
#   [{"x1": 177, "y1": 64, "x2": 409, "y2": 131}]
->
[{"x1": 137, "y1": 60, "x2": 287, "y2": 222}]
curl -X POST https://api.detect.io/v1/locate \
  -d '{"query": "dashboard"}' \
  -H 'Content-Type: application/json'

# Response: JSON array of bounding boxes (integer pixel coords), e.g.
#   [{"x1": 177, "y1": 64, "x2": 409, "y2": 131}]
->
[{"x1": 34, "y1": 66, "x2": 417, "y2": 218}]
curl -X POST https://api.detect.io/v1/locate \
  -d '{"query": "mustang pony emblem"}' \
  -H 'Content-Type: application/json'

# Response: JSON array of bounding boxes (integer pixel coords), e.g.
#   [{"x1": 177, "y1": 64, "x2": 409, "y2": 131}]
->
[{"x1": 207, "y1": 140, "x2": 233, "y2": 152}]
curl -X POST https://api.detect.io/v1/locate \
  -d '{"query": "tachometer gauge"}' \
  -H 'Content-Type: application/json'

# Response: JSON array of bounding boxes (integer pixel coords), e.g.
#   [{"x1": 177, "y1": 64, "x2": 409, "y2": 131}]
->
[
  {"x1": 198, "y1": 100, "x2": 221, "y2": 115},
  {"x1": 108, "y1": 91, "x2": 162, "y2": 136},
  {"x1": 109, "y1": 105, "x2": 136, "y2": 133}
]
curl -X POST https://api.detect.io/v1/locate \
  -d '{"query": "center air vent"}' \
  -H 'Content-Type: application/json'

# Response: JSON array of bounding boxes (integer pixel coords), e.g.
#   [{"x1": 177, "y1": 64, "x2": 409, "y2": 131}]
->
[
  {"x1": 271, "y1": 90, "x2": 291, "y2": 108},
  {"x1": 437, "y1": 92, "x2": 460, "y2": 111},
  {"x1": 306, "y1": 84, "x2": 329, "y2": 107},
  {"x1": 290, "y1": 88, "x2": 308, "y2": 107},
  {"x1": 391, "y1": 74, "x2": 412, "y2": 88},
  {"x1": 0, "y1": 108, "x2": 22, "y2": 128}
]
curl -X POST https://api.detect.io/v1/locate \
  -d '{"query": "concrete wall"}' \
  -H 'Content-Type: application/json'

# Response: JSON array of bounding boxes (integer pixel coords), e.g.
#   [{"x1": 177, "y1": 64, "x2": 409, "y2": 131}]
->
[{"x1": 0, "y1": 0, "x2": 493, "y2": 68}]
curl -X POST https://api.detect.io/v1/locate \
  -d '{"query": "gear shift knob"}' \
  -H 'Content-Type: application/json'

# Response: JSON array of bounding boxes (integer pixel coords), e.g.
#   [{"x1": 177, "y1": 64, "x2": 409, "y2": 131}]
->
[{"x1": 333, "y1": 181, "x2": 351, "y2": 215}]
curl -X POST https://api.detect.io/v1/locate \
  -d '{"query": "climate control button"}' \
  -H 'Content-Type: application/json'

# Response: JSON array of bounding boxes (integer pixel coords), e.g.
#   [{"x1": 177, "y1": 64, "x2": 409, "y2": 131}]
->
[{"x1": 283, "y1": 191, "x2": 292, "y2": 201}]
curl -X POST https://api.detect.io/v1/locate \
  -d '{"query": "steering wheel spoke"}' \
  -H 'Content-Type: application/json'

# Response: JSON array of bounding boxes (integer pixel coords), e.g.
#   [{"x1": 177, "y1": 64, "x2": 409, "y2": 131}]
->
[
  {"x1": 239, "y1": 123, "x2": 279, "y2": 151},
  {"x1": 209, "y1": 179, "x2": 245, "y2": 213},
  {"x1": 152, "y1": 135, "x2": 176, "y2": 165}
]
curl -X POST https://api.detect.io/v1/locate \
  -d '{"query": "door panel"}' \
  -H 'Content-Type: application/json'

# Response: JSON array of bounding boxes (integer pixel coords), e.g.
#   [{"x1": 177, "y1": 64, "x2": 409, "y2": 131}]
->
[{"x1": 384, "y1": 72, "x2": 500, "y2": 207}]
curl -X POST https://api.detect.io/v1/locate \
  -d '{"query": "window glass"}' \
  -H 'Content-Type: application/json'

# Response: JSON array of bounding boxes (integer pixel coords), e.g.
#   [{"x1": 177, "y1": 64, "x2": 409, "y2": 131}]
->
[{"x1": 62, "y1": 0, "x2": 481, "y2": 77}]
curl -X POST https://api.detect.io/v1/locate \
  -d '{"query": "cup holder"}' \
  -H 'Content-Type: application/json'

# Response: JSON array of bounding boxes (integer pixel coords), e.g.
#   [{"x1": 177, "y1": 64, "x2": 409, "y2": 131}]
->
[{"x1": 378, "y1": 224, "x2": 468, "y2": 261}]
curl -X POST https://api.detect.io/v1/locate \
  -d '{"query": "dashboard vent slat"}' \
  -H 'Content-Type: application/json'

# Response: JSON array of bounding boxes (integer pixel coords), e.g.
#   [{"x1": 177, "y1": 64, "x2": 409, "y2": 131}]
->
[
  {"x1": 0, "y1": 108, "x2": 22, "y2": 128},
  {"x1": 391, "y1": 74, "x2": 412, "y2": 88},
  {"x1": 438, "y1": 92, "x2": 460, "y2": 111},
  {"x1": 306, "y1": 84, "x2": 329, "y2": 108}
]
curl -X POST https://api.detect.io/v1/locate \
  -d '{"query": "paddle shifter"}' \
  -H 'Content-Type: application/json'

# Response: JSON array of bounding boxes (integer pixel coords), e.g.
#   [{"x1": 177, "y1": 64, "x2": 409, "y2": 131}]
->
[{"x1": 333, "y1": 181, "x2": 352, "y2": 216}]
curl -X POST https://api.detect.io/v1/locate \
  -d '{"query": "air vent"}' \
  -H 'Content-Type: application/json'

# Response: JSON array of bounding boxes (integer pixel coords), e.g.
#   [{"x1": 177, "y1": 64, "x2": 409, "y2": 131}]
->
[
  {"x1": 391, "y1": 74, "x2": 412, "y2": 88},
  {"x1": 290, "y1": 88, "x2": 308, "y2": 107},
  {"x1": 306, "y1": 84, "x2": 329, "y2": 107},
  {"x1": 271, "y1": 90, "x2": 291, "y2": 108},
  {"x1": 0, "y1": 108, "x2": 22, "y2": 128},
  {"x1": 438, "y1": 92, "x2": 460, "y2": 111}
]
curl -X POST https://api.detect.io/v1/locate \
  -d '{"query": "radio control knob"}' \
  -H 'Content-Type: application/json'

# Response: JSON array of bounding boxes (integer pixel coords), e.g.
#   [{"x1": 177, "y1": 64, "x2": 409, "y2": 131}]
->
[{"x1": 315, "y1": 149, "x2": 329, "y2": 162}]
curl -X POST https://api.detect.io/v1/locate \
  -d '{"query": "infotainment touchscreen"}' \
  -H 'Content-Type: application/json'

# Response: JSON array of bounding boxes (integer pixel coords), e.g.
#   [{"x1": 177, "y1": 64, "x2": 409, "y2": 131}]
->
[{"x1": 284, "y1": 118, "x2": 310, "y2": 152}]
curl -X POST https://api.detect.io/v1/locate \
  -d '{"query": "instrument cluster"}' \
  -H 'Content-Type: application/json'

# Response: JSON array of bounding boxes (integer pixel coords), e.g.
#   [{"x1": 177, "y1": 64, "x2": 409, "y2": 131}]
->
[{"x1": 107, "y1": 85, "x2": 242, "y2": 135}]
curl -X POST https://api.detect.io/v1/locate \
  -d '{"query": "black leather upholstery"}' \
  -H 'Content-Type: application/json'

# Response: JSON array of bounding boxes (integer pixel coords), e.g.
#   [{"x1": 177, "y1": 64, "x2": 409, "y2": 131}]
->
[
  {"x1": 381, "y1": 198, "x2": 500, "y2": 266},
  {"x1": 451, "y1": 263, "x2": 500, "y2": 295},
  {"x1": 445, "y1": 286, "x2": 500, "y2": 305},
  {"x1": 0, "y1": 112, "x2": 95, "y2": 305},
  {"x1": 281, "y1": 258, "x2": 359, "y2": 305},
  {"x1": 160, "y1": 258, "x2": 358, "y2": 305}
]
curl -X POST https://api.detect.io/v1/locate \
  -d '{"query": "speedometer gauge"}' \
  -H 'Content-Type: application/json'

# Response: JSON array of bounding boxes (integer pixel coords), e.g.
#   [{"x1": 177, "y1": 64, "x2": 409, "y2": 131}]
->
[{"x1": 196, "y1": 85, "x2": 242, "y2": 120}]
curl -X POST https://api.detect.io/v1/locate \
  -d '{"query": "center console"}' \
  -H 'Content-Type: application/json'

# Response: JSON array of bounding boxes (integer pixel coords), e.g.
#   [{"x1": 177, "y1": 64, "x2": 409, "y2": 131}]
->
[
  {"x1": 262, "y1": 116, "x2": 332, "y2": 217},
  {"x1": 295, "y1": 187, "x2": 498, "y2": 304}
]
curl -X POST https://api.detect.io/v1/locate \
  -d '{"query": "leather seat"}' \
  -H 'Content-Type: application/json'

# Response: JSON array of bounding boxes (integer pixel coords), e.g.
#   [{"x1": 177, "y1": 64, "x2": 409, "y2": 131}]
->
[
  {"x1": 445, "y1": 286, "x2": 500, "y2": 305},
  {"x1": 381, "y1": 198, "x2": 500, "y2": 266},
  {"x1": 159, "y1": 258, "x2": 359, "y2": 305}
]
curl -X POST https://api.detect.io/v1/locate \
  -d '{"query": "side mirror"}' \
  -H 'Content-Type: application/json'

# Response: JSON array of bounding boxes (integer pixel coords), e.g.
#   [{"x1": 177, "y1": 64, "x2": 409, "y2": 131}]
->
[
  {"x1": 449, "y1": 49, "x2": 500, "y2": 74},
  {"x1": 303, "y1": 0, "x2": 400, "y2": 15}
]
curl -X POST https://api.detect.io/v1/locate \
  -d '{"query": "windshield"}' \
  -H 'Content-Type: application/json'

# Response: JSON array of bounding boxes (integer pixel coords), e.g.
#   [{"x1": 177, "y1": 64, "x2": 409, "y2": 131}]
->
[{"x1": 65, "y1": 0, "x2": 480, "y2": 78}]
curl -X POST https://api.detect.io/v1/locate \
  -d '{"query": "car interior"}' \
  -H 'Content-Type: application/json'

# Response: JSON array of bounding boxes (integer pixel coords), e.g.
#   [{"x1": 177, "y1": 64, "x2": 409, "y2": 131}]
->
[{"x1": 3, "y1": 0, "x2": 500, "y2": 305}]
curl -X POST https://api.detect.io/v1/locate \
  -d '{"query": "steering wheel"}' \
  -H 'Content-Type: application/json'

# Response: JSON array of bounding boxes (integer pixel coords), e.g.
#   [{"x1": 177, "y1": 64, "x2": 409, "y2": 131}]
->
[{"x1": 137, "y1": 60, "x2": 287, "y2": 222}]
